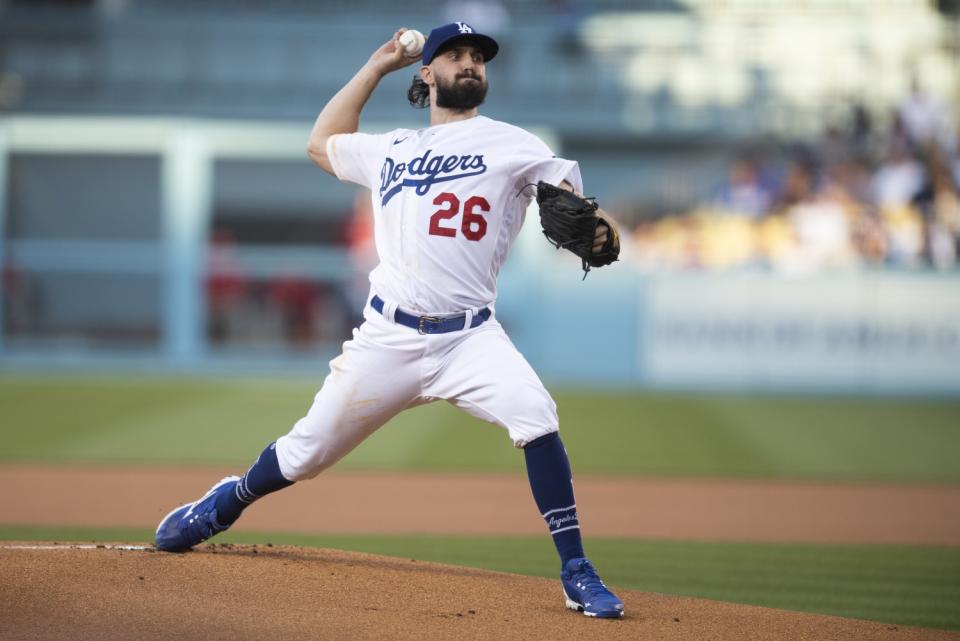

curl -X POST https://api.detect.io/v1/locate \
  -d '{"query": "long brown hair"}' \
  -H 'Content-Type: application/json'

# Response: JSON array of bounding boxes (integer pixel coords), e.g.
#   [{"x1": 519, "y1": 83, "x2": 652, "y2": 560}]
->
[{"x1": 407, "y1": 76, "x2": 430, "y2": 108}]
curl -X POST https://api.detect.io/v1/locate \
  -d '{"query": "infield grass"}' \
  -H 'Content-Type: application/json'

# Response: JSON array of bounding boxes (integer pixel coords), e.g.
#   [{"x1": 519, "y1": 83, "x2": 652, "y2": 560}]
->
[
  {"x1": 2, "y1": 374, "x2": 959, "y2": 482},
  {"x1": 2, "y1": 526, "x2": 958, "y2": 632}
]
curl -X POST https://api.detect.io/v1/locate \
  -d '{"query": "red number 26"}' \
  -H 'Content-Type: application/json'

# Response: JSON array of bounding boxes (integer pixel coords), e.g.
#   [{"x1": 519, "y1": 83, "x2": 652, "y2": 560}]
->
[{"x1": 429, "y1": 192, "x2": 489, "y2": 241}]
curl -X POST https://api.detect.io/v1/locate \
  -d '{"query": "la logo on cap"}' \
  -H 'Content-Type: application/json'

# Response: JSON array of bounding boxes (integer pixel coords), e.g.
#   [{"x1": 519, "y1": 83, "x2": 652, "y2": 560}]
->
[{"x1": 422, "y1": 21, "x2": 498, "y2": 64}]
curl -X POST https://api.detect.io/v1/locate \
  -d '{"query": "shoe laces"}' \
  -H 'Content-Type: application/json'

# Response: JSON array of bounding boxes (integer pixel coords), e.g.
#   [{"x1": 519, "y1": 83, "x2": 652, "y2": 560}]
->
[{"x1": 570, "y1": 560, "x2": 608, "y2": 595}]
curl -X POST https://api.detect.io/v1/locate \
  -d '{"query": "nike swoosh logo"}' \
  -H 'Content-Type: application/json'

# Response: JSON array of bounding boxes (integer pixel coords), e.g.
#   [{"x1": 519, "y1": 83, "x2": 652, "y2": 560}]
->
[{"x1": 393, "y1": 137, "x2": 408, "y2": 145}]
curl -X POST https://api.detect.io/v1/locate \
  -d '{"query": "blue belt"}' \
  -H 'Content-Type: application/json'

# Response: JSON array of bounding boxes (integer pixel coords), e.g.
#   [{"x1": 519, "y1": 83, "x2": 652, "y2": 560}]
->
[{"x1": 371, "y1": 295, "x2": 491, "y2": 334}]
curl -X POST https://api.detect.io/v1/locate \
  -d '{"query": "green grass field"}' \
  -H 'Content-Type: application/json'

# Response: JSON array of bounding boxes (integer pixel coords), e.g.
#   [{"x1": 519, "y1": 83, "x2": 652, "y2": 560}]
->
[
  {"x1": 2, "y1": 374, "x2": 958, "y2": 482},
  {"x1": 2, "y1": 374, "x2": 959, "y2": 630}
]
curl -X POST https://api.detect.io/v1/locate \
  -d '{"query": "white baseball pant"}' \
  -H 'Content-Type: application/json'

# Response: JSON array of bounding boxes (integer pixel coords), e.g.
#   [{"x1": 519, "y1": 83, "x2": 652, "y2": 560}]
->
[{"x1": 275, "y1": 301, "x2": 559, "y2": 481}]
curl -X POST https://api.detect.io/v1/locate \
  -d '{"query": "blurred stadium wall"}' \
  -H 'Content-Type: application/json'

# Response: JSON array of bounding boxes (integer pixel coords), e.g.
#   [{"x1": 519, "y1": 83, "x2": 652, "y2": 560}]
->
[{"x1": 0, "y1": 0, "x2": 958, "y2": 394}]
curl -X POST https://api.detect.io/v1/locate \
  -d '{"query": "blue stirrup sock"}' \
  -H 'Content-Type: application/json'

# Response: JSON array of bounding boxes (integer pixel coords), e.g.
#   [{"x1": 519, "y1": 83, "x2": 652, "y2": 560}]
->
[
  {"x1": 215, "y1": 441, "x2": 294, "y2": 525},
  {"x1": 523, "y1": 431, "x2": 585, "y2": 566}
]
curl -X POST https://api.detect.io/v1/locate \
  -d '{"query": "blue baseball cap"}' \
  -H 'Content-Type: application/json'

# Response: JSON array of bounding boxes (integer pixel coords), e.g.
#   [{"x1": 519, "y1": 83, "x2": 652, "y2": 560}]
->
[{"x1": 421, "y1": 22, "x2": 499, "y2": 65}]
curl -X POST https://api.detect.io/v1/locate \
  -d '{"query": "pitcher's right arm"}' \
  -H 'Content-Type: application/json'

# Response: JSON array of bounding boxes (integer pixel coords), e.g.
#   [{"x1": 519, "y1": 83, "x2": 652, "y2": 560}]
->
[{"x1": 307, "y1": 29, "x2": 422, "y2": 176}]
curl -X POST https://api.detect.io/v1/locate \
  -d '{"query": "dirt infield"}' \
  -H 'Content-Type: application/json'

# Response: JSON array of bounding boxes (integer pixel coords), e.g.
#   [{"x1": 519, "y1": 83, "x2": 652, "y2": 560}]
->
[
  {"x1": 2, "y1": 464, "x2": 959, "y2": 545},
  {"x1": 2, "y1": 544, "x2": 957, "y2": 641},
  {"x1": 3, "y1": 465, "x2": 959, "y2": 640}
]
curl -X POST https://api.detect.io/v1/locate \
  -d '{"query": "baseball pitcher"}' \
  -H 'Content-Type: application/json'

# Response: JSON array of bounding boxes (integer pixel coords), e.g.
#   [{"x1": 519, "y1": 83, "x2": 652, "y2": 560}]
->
[{"x1": 155, "y1": 22, "x2": 623, "y2": 618}]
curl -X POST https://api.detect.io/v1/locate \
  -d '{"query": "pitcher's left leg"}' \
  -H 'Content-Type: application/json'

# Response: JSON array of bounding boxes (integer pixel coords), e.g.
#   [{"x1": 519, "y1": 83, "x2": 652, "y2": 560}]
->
[{"x1": 428, "y1": 322, "x2": 624, "y2": 618}]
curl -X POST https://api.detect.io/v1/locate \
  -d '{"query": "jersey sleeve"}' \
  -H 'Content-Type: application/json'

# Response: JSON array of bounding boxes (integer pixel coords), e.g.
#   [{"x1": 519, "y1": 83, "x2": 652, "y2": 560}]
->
[
  {"x1": 326, "y1": 131, "x2": 393, "y2": 189},
  {"x1": 513, "y1": 134, "x2": 584, "y2": 196}
]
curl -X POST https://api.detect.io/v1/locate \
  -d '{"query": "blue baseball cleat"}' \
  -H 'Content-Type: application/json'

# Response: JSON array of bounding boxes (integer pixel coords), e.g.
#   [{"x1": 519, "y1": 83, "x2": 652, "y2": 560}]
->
[
  {"x1": 154, "y1": 476, "x2": 240, "y2": 552},
  {"x1": 561, "y1": 557, "x2": 625, "y2": 618}
]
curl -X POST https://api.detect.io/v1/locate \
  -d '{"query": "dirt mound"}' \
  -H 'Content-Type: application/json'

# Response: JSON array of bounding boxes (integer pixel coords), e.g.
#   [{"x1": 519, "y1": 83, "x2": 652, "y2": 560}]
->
[{"x1": 1, "y1": 544, "x2": 955, "y2": 641}]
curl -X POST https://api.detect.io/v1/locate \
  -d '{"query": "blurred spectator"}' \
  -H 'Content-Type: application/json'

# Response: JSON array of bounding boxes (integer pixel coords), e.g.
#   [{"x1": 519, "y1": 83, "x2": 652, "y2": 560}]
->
[
  {"x1": 620, "y1": 84, "x2": 960, "y2": 274},
  {"x1": 915, "y1": 155, "x2": 960, "y2": 269},
  {"x1": 881, "y1": 205, "x2": 925, "y2": 267},
  {"x1": 206, "y1": 230, "x2": 347, "y2": 347},
  {"x1": 931, "y1": 167, "x2": 960, "y2": 258},
  {"x1": 268, "y1": 276, "x2": 317, "y2": 345},
  {"x1": 756, "y1": 211, "x2": 800, "y2": 271},
  {"x1": 786, "y1": 185, "x2": 857, "y2": 272},
  {"x1": 206, "y1": 229, "x2": 248, "y2": 343},
  {"x1": 850, "y1": 103, "x2": 873, "y2": 157},
  {"x1": 869, "y1": 144, "x2": 925, "y2": 208},
  {"x1": 827, "y1": 159, "x2": 872, "y2": 206},
  {"x1": 898, "y1": 78, "x2": 957, "y2": 155},
  {"x1": 711, "y1": 157, "x2": 776, "y2": 218},
  {"x1": 630, "y1": 218, "x2": 665, "y2": 272},
  {"x1": 850, "y1": 210, "x2": 889, "y2": 267},
  {"x1": 773, "y1": 158, "x2": 817, "y2": 211}
]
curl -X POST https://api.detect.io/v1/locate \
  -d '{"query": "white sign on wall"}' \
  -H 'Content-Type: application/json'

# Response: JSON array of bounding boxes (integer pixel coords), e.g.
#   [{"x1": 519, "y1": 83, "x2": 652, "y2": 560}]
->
[{"x1": 642, "y1": 273, "x2": 960, "y2": 394}]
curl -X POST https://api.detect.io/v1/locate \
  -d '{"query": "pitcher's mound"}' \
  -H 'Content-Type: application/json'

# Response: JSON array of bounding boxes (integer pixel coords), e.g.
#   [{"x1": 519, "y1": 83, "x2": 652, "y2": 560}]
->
[{"x1": 0, "y1": 543, "x2": 954, "y2": 641}]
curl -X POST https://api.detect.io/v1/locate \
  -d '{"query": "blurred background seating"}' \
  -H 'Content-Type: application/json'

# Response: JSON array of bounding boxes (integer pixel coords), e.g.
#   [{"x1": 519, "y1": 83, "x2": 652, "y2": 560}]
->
[{"x1": 1, "y1": 0, "x2": 958, "y2": 392}]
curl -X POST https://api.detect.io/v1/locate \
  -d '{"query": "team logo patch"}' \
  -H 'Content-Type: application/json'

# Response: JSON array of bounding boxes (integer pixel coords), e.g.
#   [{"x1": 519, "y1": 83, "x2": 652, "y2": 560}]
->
[
  {"x1": 456, "y1": 22, "x2": 473, "y2": 34},
  {"x1": 379, "y1": 149, "x2": 487, "y2": 206}
]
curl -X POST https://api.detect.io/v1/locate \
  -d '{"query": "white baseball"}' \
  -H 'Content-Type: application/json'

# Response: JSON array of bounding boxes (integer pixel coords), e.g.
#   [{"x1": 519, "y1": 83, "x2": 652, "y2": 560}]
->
[{"x1": 399, "y1": 29, "x2": 425, "y2": 58}]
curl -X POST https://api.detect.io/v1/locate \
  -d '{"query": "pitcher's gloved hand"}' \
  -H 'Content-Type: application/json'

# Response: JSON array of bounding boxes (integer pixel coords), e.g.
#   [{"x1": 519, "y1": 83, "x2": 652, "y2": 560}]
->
[{"x1": 535, "y1": 181, "x2": 620, "y2": 278}]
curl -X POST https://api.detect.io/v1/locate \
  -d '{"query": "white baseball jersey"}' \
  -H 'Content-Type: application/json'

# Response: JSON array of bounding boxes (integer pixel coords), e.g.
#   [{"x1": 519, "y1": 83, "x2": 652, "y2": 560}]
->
[
  {"x1": 326, "y1": 115, "x2": 582, "y2": 314},
  {"x1": 276, "y1": 115, "x2": 575, "y2": 480}
]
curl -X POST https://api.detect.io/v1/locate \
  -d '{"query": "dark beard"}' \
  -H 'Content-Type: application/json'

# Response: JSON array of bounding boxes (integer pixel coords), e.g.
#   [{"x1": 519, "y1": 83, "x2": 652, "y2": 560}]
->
[{"x1": 435, "y1": 73, "x2": 488, "y2": 111}]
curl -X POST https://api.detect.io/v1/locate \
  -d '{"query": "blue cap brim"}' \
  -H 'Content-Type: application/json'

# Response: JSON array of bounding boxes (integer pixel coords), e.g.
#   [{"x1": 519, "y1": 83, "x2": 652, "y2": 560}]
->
[{"x1": 422, "y1": 30, "x2": 499, "y2": 65}]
